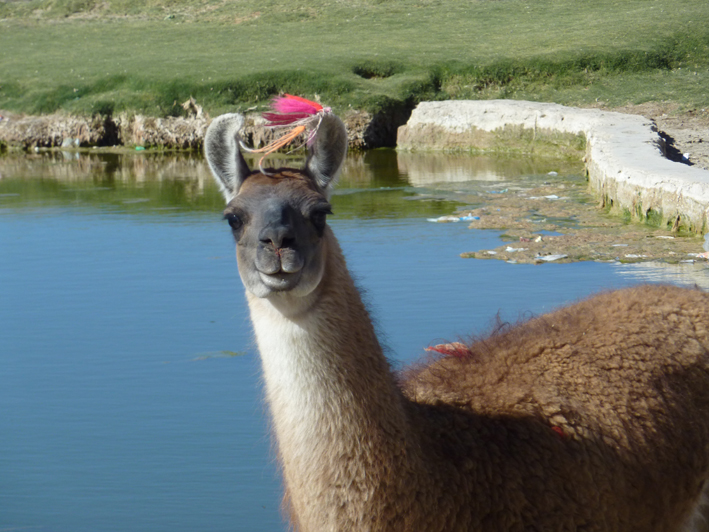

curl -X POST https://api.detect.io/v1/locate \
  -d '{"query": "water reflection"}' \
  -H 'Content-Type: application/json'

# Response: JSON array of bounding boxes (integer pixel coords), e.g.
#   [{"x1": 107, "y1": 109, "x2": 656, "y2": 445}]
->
[
  {"x1": 613, "y1": 261, "x2": 709, "y2": 289},
  {"x1": 0, "y1": 150, "x2": 213, "y2": 183},
  {"x1": 0, "y1": 149, "x2": 582, "y2": 188},
  {"x1": 397, "y1": 152, "x2": 581, "y2": 186},
  {"x1": 0, "y1": 150, "x2": 462, "y2": 219}
]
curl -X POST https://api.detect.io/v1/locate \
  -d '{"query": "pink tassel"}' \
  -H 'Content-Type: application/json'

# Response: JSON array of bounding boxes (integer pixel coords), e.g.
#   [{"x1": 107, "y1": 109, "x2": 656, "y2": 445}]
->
[
  {"x1": 273, "y1": 94, "x2": 323, "y2": 114},
  {"x1": 263, "y1": 94, "x2": 324, "y2": 127},
  {"x1": 242, "y1": 94, "x2": 331, "y2": 174}
]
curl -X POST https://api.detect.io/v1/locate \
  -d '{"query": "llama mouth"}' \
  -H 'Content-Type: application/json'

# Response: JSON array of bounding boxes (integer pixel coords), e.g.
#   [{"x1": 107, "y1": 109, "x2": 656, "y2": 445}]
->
[{"x1": 258, "y1": 270, "x2": 301, "y2": 291}]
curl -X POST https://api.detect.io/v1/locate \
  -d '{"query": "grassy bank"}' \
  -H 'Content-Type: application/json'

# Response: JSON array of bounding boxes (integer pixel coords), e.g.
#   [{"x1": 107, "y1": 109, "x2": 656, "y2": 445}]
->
[{"x1": 1, "y1": 0, "x2": 708, "y2": 117}]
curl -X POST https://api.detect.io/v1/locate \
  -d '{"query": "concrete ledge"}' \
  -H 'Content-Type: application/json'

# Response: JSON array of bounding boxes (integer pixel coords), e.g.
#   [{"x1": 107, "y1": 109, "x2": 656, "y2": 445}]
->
[{"x1": 397, "y1": 100, "x2": 709, "y2": 234}]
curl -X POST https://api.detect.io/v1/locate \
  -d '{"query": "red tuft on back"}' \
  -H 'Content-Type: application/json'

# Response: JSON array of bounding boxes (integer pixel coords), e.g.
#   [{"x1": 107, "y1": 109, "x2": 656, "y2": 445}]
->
[{"x1": 425, "y1": 342, "x2": 471, "y2": 358}]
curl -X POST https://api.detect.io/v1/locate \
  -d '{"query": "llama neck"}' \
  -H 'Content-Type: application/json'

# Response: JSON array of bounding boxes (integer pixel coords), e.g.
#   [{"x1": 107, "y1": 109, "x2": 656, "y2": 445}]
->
[{"x1": 246, "y1": 228, "x2": 418, "y2": 529}]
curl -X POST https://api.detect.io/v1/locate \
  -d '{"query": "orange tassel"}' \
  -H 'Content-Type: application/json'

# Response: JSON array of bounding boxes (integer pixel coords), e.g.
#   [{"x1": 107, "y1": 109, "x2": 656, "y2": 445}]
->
[{"x1": 250, "y1": 125, "x2": 306, "y2": 171}]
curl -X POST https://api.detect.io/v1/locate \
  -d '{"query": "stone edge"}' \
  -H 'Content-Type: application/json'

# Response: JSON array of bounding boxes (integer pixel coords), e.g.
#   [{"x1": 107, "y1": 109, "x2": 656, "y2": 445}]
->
[{"x1": 397, "y1": 100, "x2": 709, "y2": 234}]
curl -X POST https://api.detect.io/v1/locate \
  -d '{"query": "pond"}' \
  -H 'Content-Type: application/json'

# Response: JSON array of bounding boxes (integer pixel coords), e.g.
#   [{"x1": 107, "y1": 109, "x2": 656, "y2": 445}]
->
[{"x1": 1, "y1": 150, "x2": 707, "y2": 532}]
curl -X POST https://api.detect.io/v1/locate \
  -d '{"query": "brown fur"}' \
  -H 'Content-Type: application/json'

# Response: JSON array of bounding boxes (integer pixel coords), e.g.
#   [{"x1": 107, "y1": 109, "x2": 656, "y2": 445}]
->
[
  {"x1": 260, "y1": 226, "x2": 709, "y2": 531},
  {"x1": 400, "y1": 285, "x2": 709, "y2": 530}
]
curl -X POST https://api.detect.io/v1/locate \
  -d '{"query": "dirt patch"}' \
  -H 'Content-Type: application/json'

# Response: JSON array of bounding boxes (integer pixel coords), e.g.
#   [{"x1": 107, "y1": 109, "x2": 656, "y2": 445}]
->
[
  {"x1": 610, "y1": 102, "x2": 709, "y2": 171},
  {"x1": 0, "y1": 111, "x2": 118, "y2": 149},
  {"x1": 0, "y1": 110, "x2": 209, "y2": 150},
  {"x1": 0, "y1": 107, "x2": 399, "y2": 151},
  {"x1": 444, "y1": 178, "x2": 709, "y2": 264}
]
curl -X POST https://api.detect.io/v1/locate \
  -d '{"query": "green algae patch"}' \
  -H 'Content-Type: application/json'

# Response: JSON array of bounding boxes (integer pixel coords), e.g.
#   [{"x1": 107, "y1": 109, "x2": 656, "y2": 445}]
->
[{"x1": 454, "y1": 180, "x2": 708, "y2": 264}]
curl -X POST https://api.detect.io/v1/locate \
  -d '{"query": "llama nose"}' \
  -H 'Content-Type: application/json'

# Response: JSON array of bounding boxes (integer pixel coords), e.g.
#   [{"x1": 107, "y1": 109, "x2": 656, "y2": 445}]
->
[{"x1": 259, "y1": 223, "x2": 296, "y2": 249}]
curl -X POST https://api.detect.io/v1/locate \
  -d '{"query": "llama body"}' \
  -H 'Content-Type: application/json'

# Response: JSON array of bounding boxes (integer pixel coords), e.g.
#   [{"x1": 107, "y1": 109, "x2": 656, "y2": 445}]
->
[
  {"x1": 403, "y1": 285, "x2": 709, "y2": 531},
  {"x1": 205, "y1": 109, "x2": 709, "y2": 531}
]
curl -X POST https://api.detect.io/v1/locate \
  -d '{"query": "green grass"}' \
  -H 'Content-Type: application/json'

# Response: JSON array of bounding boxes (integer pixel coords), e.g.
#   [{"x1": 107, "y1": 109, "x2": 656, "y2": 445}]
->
[{"x1": 1, "y1": 0, "x2": 708, "y2": 117}]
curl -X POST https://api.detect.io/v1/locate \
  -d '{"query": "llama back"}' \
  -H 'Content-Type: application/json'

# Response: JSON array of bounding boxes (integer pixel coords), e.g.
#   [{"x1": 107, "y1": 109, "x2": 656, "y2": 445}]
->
[{"x1": 401, "y1": 284, "x2": 709, "y2": 530}]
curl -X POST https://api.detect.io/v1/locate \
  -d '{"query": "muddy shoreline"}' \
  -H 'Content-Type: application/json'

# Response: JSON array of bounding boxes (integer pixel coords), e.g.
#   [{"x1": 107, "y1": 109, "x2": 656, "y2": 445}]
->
[
  {"x1": 0, "y1": 107, "x2": 401, "y2": 152},
  {"x1": 2, "y1": 103, "x2": 707, "y2": 168}
]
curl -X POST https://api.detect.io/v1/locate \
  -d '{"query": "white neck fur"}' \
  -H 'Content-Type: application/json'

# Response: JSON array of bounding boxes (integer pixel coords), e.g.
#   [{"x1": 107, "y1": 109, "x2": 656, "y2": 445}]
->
[{"x1": 245, "y1": 231, "x2": 417, "y2": 529}]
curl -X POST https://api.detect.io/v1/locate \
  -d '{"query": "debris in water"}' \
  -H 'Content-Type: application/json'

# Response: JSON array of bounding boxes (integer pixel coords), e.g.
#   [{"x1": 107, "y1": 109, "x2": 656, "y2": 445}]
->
[
  {"x1": 456, "y1": 178, "x2": 707, "y2": 264},
  {"x1": 427, "y1": 215, "x2": 461, "y2": 223},
  {"x1": 688, "y1": 252, "x2": 709, "y2": 260},
  {"x1": 428, "y1": 214, "x2": 480, "y2": 223},
  {"x1": 529, "y1": 194, "x2": 560, "y2": 200},
  {"x1": 535, "y1": 254, "x2": 568, "y2": 262},
  {"x1": 192, "y1": 350, "x2": 246, "y2": 361}
]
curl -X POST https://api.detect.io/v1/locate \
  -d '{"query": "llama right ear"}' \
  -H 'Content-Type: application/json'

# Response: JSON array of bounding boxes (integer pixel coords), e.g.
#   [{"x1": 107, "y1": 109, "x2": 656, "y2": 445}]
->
[
  {"x1": 204, "y1": 113, "x2": 251, "y2": 203},
  {"x1": 305, "y1": 113, "x2": 348, "y2": 198}
]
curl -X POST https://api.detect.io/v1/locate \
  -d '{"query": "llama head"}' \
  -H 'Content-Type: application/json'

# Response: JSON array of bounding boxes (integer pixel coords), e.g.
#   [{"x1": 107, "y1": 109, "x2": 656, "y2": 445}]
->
[{"x1": 204, "y1": 111, "x2": 347, "y2": 298}]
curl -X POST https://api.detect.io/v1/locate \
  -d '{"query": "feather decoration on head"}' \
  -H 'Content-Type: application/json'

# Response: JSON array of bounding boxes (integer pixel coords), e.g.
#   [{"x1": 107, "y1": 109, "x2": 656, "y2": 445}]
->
[{"x1": 241, "y1": 94, "x2": 332, "y2": 174}]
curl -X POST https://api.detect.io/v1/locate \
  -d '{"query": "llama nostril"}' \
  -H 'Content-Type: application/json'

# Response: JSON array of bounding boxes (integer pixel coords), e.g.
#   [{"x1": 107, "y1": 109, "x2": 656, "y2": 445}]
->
[
  {"x1": 260, "y1": 236, "x2": 296, "y2": 250},
  {"x1": 259, "y1": 225, "x2": 295, "y2": 249}
]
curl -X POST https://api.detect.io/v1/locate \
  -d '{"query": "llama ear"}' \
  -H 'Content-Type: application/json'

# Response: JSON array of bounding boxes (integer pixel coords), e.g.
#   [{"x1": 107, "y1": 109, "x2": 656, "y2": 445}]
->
[
  {"x1": 305, "y1": 113, "x2": 348, "y2": 197},
  {"x1": 204, "y1": 113, "x2": 251, "y2": 202}
]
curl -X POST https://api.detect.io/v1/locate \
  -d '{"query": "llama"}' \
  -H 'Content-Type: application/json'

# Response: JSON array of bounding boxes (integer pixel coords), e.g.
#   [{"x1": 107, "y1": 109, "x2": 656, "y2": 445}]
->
[{"x1": 204, "y1": 108, "x2": 709, "y2": 531}]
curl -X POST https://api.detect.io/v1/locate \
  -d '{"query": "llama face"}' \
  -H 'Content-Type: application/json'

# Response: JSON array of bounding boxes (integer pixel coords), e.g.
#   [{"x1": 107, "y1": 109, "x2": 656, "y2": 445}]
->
[
  {"x1": 205, "y1": 111, "x2": 346, "y2": 299},
  {"x1": 224, "y1": 171, "x2": 332, "y2": 299}
]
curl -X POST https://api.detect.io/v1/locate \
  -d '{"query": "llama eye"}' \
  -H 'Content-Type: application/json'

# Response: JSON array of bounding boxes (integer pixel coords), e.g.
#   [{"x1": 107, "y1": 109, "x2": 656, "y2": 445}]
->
[
  {"x1": 310, "y1": 207, "x2": 332, "y2": 229},
  {"x1": 224, "y1": 213, "x2": 243, "y2": 231}
]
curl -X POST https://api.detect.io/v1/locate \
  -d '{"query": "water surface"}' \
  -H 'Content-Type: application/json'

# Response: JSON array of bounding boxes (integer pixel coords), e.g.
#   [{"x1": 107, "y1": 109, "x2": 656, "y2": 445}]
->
[{"x1": 1, "y1": 150, "x2": 706, "y2": 531}]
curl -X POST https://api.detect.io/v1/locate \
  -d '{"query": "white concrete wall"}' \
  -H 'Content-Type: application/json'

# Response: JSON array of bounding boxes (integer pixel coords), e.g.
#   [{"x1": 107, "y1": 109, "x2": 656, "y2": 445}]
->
[{"x1": 397, "y1": 100, "x2": 709, "y2": 233}]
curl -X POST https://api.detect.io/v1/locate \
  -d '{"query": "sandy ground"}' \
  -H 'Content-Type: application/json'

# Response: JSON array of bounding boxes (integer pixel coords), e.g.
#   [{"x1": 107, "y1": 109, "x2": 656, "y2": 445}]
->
[{"x1": 610, "y1": 103, "x2": 709, "y2": 171}]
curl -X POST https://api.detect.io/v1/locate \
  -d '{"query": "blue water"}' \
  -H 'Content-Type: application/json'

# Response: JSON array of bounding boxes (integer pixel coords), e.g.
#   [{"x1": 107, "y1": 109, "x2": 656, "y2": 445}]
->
[
  {"x1": 1, "y1": 210, "x2": 278, "y2": 531},
  {"x1": 1, "y1": 152, "x2": 705, "y2": 531}
]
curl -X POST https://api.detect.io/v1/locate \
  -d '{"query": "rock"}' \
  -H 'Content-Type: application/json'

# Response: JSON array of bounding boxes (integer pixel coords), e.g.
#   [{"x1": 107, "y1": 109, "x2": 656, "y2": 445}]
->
[
  {"x1": 61, "y1": 137, "x2": 80, "y2": 148},
  {"x1": 181, "y1": 97, "x2": 204, "y2": 119}
]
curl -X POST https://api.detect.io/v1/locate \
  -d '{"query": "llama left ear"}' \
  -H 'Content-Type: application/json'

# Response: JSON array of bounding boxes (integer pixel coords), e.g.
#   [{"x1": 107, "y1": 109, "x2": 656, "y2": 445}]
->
[
  {"x1": 305, "y1": 113, "x2": 348, "y2": 197},
  {"x1": 204, "y1": 113, "x2": 251, "y2": 203}
]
